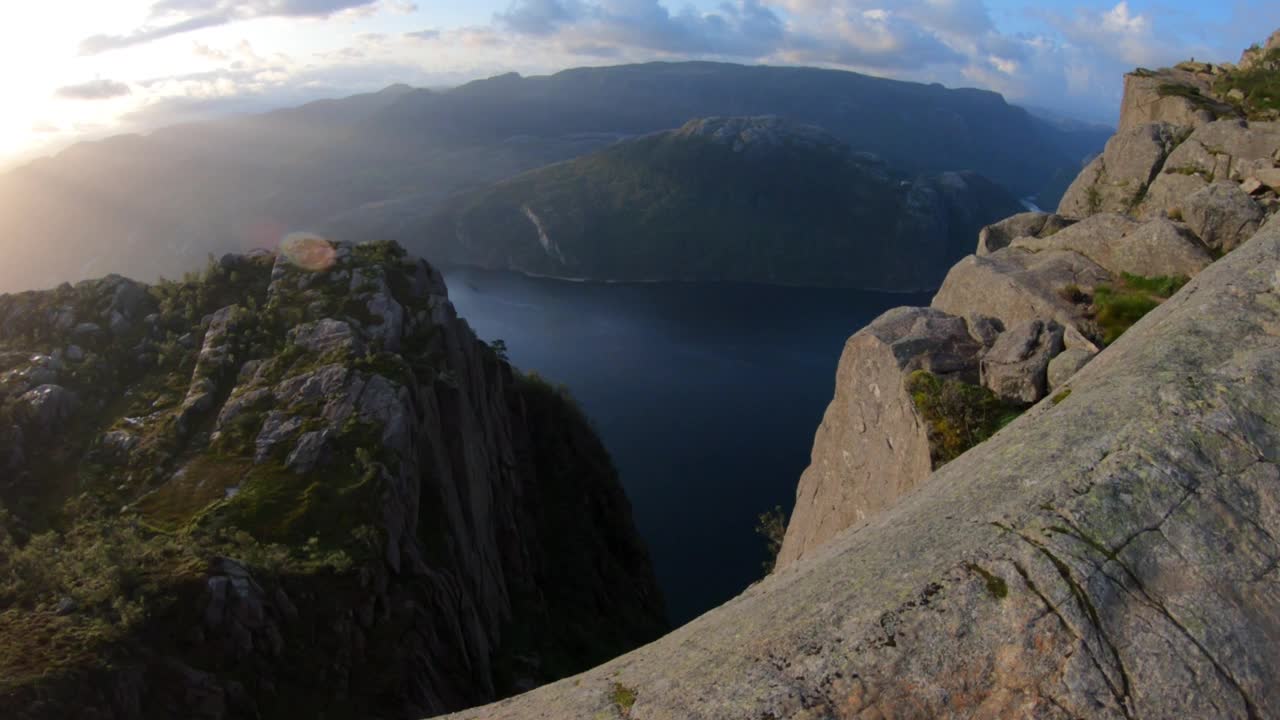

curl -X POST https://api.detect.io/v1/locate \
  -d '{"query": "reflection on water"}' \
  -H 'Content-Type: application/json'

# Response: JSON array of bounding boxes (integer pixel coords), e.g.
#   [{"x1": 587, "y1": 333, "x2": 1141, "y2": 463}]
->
[{"x1": 444, "y1": 267, "x2": 931, "y2": 625}]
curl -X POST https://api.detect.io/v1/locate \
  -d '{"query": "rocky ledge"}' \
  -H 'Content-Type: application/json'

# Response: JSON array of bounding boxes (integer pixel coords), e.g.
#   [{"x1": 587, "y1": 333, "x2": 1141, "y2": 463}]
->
[{"x1": 0, "y1": 237, "x2": 665, "y2": 719}]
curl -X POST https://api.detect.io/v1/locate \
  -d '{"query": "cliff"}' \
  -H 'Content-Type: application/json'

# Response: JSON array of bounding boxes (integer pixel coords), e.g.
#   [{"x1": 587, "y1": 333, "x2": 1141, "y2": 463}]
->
[
  {"x1": 421, "y1": 116, "x2": 1022, "y2": 290},
  {"x1": 0, "y1": 238, "x2": 665, "y2": 718},
  {"x1": 442, "y1": 32, "x2": 1280, "y2": 719}
]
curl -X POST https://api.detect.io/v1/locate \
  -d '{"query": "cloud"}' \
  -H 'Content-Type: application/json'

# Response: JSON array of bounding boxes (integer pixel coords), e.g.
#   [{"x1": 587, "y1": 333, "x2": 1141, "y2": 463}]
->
[
  {"x1": 55, "y1": 79, "x2": 134, "y2": 100},
  {"x1": 405, "y1": 28, "x2": 439, "y2": 41},
  {"x1": 495, "y1": 0, "x2": 785, "y2": 58},
  {"x1": 80, "y1": 0, "x2": 387, "y2": 54}
]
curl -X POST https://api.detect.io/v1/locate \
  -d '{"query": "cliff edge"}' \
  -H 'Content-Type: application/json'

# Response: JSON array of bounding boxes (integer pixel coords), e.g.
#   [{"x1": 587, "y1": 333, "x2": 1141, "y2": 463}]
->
[{"x1": 0, "y1": 238, "x2": 666, "y2": 719}]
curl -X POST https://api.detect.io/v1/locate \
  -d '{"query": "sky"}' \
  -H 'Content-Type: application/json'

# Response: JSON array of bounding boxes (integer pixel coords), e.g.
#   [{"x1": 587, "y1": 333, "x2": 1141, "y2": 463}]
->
[{"x1": 1, "y1": 0, "x2": 1277, "y2": 168}]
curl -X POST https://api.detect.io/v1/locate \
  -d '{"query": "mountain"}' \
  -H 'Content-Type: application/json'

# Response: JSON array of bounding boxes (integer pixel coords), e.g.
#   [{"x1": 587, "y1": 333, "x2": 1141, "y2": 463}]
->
[
  {"x1": 442, "y1": 31, "x2": 1280, "y2": 720},
  {"x1": 0, "y1": 62, "x2": 1105, "y2": 294},
  {"x1": 418, "y1": 116, "x2": 1023, "y2": 289},
  {"x1": 0, "y1": 238, "x2": 666, "y2": 718}
]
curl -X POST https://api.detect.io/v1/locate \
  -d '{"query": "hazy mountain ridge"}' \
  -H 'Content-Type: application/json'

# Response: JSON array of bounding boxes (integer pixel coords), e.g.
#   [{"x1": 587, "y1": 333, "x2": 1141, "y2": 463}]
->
[
  {"x1": 0, "y1": 61, "x2": 1104, "y2": 294},
  {"x1": 420, "y1": 116, "x2": 1024, "y2": 289}
]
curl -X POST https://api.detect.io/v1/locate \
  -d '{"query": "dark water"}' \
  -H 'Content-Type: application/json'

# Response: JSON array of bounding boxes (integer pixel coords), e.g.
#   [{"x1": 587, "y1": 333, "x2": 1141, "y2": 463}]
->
[{"x1": 444, "y1": 267, "x2": 930, "y2": 625}]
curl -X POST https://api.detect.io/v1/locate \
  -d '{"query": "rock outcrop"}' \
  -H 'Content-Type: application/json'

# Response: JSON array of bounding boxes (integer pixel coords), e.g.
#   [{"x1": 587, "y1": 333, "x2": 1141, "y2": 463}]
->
[
  {"x1": 775, "y1": 307, "x2": 990, "y2": 568},
  {"x1": 440, "y1": 190, "x2": 1280, "y2": 720},
  {"x1": 0, "y1": 239, "x2": 666, "y2": 719},
  {"x1": 976, "y1": 211, "x2": 1075, "y2": 255}
]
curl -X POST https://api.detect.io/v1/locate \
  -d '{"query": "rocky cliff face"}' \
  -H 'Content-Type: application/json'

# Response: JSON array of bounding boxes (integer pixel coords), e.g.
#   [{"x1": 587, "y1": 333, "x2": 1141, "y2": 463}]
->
[
  {"x1": 0, "y1": 238, "x2": 665, "y2": 718},
  {"x1": 781, "y1": 39, "x2": 1280, "y2": 573},
  {"x1": 420, "y1": 116, "x2": 1022, "y2": 290},
  {"x1": 438, "y1": 31, "x2": 1280, "y2": 719}
]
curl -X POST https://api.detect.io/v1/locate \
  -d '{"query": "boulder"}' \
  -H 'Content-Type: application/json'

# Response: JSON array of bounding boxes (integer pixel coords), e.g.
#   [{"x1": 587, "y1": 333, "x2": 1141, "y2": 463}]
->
[
  {"x1": 254, "y1": 412, "x2": 306, "y2": 464},
  {"x1": 1256, "y1": 167, "x2": 1280, "y2": 192},
  {"x1": 1141, "y1": 170, "x2": 1210, "y2": 217},
  {"x1": 16, "y1": 385, "x2": 79, "y2": 435},
  {"x1": 1011, "y1": 214, "x2": 1213, "y2": 278},
  {"x1": 932, "y1": 247, "x2": 1111, "y2": 337},
  {"x1": 1160, "y1": 120, "x2": 1280, "y2": 180},
  {"x1": 1059, "y1": 123, "x2": 1187, "y2": 219},
  {"x1": 976, "y1": 212, "x2": 1074, "y2": 255},
  {"x1": 179, "y1": 305, "x2": 248, "y2": 433},
  {"x1": 1181, "y1": 182, "x2": 1265, "y2": 253},
  {"x1": 64, "y1": 345, "x2": 84, "y2": 363},
  {"x1": 288, "y1": 319, "x2": 365, "y2": 357},
  {"x1": 285, "y1": 430, "x2": 331, "y2": 474},
  {"x1": 776, "y1": 307, "x2": 987, "y2": 569},
  {"x1": 1047, "y1": 347, "x2": 1096, "y2": 390},
  {"x1": 70, "y1": 322, "x2": 104, "y2": 345},
  {"x1": 980, "y1": 320, "x2": 1065, "y2": 404}
]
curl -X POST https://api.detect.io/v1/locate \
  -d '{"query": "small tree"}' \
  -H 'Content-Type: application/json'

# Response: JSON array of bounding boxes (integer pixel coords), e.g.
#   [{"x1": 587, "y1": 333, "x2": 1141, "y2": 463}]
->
[{"x1": 756, "y1": 505, "x2": 788, "y2": 574}]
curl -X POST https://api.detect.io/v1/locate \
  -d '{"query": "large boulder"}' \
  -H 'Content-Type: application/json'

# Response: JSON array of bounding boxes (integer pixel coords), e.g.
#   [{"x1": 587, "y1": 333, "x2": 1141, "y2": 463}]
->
[
  {"x1": 1180, "y1": 181, "x2": 1265, "y2": 253},
  {"x1": 980, "y1": 320, "x2": 1065, "y2": 404},
  {"x1": 775, "y1": 307, "x2": 989, "y2": 569},
  {"x1": 976, "y1": 212, "x2": 1075, "y2": 255},
  {"x1": 1058, "y1": 123, "x2": 1187, "y2": 218},
  {"x1": 16, "y1": 385, "x2": 79, "y2": 435},
  {"x1": 932, "y1": 247, "x2": 1111, "y2": 337},
  {"x1": 1047, "y1": 347, "x2": 1096, "y2": 390},
  {"x1": 1011, "y1": 213, "x2": 1213, "y2": 278},
  {"x1": 1157, "y1": 118, "x2": 1280, "y2": 183}
]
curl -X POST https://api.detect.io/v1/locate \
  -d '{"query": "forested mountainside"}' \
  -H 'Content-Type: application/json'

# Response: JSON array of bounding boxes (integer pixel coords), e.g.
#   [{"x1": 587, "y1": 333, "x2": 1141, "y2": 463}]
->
[{"x1": 420, "y1": 116, "x2": 1022, "y2": 289}]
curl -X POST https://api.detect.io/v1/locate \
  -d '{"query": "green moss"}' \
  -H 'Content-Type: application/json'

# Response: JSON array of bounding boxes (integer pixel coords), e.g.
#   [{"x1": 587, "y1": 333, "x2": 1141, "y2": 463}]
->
[
  {"x1": 135, "y1": 456, "x2": 252, "y2": 532},
  {"x1": 1214, "y1": 48, "x2": 1280, "y2": 117},
  {"x1": 1051, "y1": 388, "x2": 1072, "y2": 405},
  {"x1": 1084, "y1": 184, "x2": 1102, "y2": 214},
  {"x1": 906, "y1": 371, "x2": 1024, "y2": 467},
  {"x1": 1092, "y1": 272, "x2": 1189, "y2": 345},
  {"x1": 609, "y1": 682, "x2": 638, "y2": 715},
  {"x1": 965, "y1": 563, "x2": 1009, "y2": 600}
]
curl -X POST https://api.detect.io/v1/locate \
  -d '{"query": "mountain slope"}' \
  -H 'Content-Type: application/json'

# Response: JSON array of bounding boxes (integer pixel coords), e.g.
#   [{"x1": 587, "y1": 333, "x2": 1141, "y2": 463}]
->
[
  {"x1": 0, "y1": 62, "x2": 1102, "y2": 294},
  {"x1": 0, "y1": 238, "x2": 665, "y2": 718},
  {"x1": 420, "y1": 117, "x2": 1023, "y2": 289}
]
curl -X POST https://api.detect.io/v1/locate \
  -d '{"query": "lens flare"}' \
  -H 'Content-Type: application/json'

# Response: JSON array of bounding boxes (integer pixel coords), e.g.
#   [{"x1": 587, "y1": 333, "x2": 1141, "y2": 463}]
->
[{"x1": 280, "y1": 232, "x2": 336, "y2": 272}]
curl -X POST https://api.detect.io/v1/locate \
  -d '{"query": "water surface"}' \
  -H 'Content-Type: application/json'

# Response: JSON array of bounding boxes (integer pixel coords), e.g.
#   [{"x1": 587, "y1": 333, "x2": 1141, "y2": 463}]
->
[{"x1": 444, "y1": 267, "x2": 930, "y2": 625}]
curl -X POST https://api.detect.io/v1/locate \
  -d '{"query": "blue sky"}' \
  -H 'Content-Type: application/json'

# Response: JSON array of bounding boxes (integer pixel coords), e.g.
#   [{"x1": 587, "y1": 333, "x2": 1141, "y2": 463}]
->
[{"x1": 1, "y1": 0, "x2": 1277, "y2": 166}]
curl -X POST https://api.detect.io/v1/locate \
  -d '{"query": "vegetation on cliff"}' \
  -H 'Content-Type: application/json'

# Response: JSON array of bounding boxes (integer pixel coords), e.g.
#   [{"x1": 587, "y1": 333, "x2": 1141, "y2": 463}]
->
[{"x1": 0, "y1": 238, "x2": 666, "y2": 718}]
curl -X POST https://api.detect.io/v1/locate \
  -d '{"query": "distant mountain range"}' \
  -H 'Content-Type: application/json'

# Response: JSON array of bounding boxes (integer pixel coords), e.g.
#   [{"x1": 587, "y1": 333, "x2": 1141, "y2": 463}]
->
[
  {"x1": 0, "y1": 61, "x2": 1110, "y2": 293},
  {"x1": 419, "y1": 116, "x2": 1024, "y2": 289}
]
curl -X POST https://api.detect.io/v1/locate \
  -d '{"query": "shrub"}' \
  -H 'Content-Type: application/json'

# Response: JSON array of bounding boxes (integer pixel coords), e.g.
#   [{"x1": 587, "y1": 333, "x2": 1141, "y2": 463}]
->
[
  {"x1": 906, "y1": 371, "x2": 1023, "y2": 467},
  {"x1": 1091, "y1": 272, "x2": 1188, "y2": 344},
  {"x1": 755, "y1": 506, "x2": 788, "y2": 573}
]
